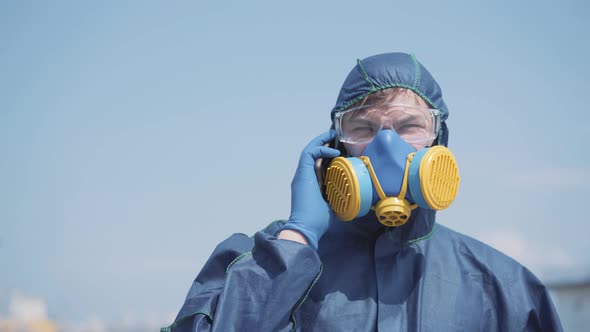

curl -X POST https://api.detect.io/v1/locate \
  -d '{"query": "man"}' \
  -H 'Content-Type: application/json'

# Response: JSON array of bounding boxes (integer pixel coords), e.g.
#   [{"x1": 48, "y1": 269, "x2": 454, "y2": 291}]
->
[{"x1": 164, "y1": 53, "x2": 562, "y2": 331}]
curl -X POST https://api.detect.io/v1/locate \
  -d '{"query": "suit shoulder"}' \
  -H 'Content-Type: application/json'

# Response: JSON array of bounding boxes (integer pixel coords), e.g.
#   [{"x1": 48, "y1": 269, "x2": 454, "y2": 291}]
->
[{"x1": 432, "y1": 224, "x2": 543, "y2": 285}]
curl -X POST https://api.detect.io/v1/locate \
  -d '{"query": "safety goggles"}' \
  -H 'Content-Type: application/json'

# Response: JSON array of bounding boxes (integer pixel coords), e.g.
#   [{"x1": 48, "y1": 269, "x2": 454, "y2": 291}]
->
[{"x1": 334, "y1": 103, "x2": 441, "y2": 145}]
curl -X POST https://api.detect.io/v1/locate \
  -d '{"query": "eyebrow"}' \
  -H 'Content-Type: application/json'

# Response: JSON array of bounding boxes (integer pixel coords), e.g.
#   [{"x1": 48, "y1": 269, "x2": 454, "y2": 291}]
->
[
  {"x1": 348, "y1": 117, "x2": 373, "y2": 125},
  {"x1": 347, "y1": 110, "x2": 427, "y2": 126},
  {"x1": 396, "y1": 114, "x2": 420, "y2": 126}
]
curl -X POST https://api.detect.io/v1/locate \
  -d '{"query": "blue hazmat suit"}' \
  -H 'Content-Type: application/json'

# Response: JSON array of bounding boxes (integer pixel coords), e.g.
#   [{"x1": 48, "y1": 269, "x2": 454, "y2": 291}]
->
[{"x1": 164, "y1": 53, "x2": 562, "y2": 331}]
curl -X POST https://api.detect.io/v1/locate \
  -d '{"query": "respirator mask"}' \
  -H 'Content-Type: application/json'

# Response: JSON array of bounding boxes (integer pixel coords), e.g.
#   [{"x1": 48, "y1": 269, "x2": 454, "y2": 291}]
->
[{"x1": 326, "y1": 103, "x2": 460, "y2": 226}]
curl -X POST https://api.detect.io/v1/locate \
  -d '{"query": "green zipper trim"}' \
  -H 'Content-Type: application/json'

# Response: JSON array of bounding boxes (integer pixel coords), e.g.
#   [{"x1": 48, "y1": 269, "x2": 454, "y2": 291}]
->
[
  {"x1": 333, "y1": 83, "x2": 439, "y2": 115},
  {"x1": 164, "y1": 250, "x2": 255, "y2": 331},
  {"x1": 410, "y1": 53, "x2": 421, "y2": 89},
  {"x1": 226, "y1": 250, "x2": 253, "y2": 274},
  {"x1": 356, "y1": 59, "x2": 377, "y2": 91},
  {"x1": 163, "y1": 251, "x2": 254, "y2": 331},
  {"x1": 161, "y1": 311, "x2": 213, "y2": 332},
  {"x1": 403, "y1": 223, "x2": 437, "y2": 246},
  {"x1": 290, "y1": 264, "x2": 323, "y2": 331}
]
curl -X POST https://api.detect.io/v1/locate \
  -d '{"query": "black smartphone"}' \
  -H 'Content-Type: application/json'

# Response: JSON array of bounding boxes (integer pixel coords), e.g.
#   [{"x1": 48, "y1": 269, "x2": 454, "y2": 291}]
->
[{"x1": 315, "y1": 137, "x2": 348, "y2": 200}]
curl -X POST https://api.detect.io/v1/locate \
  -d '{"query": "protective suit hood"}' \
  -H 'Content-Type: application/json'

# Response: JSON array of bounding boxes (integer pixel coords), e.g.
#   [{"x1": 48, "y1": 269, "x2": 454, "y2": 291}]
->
[{"x1": 331, "y1": 52, "x2": 449, "y2": 146}]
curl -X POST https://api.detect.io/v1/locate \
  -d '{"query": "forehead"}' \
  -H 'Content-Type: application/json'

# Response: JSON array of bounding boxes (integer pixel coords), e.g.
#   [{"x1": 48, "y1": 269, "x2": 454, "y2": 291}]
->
[
  {"x1": 339, "y1": 88, "x2": 433, "y2": 122},
  {"x1": 349, "y1": 102, "x2": 430, "y2": 120},
  {"x1": 345, "y1": 105, "x2": 430, "y2": 125},
  {"x1": 382, "y1": 90, "x2": 429, "y2": 107},
  {"x1": 351, "y1": 88, "x2": 430, "y2": 108}
]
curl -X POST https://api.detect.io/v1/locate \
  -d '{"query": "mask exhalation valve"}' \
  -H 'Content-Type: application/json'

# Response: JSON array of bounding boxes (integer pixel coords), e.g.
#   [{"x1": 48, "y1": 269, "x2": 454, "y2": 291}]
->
[{"x1": 375, "y1": 196, "x2": 411, "y2": 227}]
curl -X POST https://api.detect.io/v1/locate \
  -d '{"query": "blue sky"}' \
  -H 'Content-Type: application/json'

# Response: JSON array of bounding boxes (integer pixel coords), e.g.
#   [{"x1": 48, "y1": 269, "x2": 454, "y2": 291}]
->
[{"x1": 1, "y1": 0, "x2": 589, "y2": 327}]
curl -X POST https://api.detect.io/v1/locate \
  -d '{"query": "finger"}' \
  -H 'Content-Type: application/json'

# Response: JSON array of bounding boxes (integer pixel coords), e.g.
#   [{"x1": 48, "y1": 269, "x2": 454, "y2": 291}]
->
[
  {"x1": 297, "y1": 145, "x2": 340, "y2": 169},
  {"x1": 305, "y1": 130, "x2": 336, "y2": 149},
  {"x1": 305, "y1": 146, "x2": 340, "y2": 162},
  {"x1": 294, "y1": 145, "x2": 340, "y2": 182}
]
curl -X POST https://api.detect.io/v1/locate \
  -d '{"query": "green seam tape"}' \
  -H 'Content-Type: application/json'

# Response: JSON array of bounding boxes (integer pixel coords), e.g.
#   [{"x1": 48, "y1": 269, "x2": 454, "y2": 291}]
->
[
  {"x1": 356, "y1": 59, "x2": 377, "y2": 90},
  {"x1": 290, "y1": 264, "x2": 323, "y2": 332},
  {"x1": 163, "y1": 250, "x2": 254, "y2": 331},
  {"x1": 226, "y1": 251, "x2": 253, "y2": 274},
  {"x1": 410, "y1": 54, "x2": 421, "y2": 89},
  {"x1": 163, "y1": 250, "x2": 255, "y2": 331},
  {"x1": 404, "y1": 223, "x2": 437, "y2": 246},
  {"x1": 161, "y1": 311, "x2": 213, "y2": 332},
  {"x1": 333, "y1": 83, "x2": 439, "y2": 114}
]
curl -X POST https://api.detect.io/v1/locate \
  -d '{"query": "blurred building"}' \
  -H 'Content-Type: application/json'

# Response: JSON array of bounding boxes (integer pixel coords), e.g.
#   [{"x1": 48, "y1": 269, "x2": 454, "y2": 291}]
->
[
  {"x1": 0, "y1": 291, "x2": 57, "y2": 332},
  {"x1": 548, "y1": 278, "x2": 590, "y2": 332}
]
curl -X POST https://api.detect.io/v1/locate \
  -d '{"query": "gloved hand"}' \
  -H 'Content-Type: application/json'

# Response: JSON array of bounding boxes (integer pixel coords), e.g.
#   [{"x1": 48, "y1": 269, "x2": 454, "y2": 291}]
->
[{"x1": 281, "y1": 130, "x2": 341, "y2": 251}]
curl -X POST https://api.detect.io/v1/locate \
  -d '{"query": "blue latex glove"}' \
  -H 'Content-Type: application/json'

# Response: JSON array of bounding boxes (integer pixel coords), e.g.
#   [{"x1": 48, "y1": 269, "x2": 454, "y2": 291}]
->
[{"x1": 282, "y1": 130, "x2": 341, "y2": 251}]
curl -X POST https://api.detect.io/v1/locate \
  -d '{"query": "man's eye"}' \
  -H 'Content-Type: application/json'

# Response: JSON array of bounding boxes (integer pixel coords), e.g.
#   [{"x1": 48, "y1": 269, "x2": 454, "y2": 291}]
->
[
  {"x1": 351, "y1": 126, "x2": 374, "y2": 135},
  {"x1": 397, "y1": 123, "x2": 425, "y2": 133},
  {"x1": 398, "y1": 124, "x2": 419, "y2": 130}
]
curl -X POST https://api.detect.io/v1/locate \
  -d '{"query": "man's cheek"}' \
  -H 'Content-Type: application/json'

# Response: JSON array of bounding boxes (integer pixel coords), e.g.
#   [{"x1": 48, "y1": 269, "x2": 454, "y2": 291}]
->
[{"x1": 343, "y1": 143, "x2": 368, "y2": 157}]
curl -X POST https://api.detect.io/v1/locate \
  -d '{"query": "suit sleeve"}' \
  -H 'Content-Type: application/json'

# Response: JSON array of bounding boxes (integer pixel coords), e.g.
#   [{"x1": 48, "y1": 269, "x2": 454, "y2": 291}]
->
[
  {"x1": 495, "y1": 267, "x2": 564, "y2": 332},
  {"x1": 163, "y1": 224, "x2": 322, "y2": 332},
  {"x1": 522, "y1": 282, "x2": 563, "y2": 332}
]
